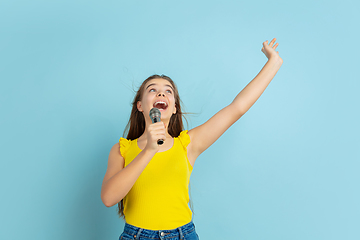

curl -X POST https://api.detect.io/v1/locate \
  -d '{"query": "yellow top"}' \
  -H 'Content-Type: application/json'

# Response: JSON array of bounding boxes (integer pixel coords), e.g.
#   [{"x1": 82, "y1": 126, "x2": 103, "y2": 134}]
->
[{"x1": 119, "y1": 130, "x2": 193, "y2": 230}]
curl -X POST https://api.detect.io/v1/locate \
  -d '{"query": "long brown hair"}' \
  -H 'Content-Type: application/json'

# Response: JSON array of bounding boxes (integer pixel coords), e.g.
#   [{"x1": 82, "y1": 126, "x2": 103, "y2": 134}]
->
[{"x1": 117, "y1": 74, "x2": 195, "y2": 219}]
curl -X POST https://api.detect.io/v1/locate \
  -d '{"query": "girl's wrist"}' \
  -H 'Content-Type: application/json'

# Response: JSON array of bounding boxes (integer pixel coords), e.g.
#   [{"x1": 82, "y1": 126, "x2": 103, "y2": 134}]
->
[
  {"x1": 143, "y1": 147, "x2": 158, "y2": 155},
  {"x1": 268, "y1": 55, "x2": 283, "y2": 65}
]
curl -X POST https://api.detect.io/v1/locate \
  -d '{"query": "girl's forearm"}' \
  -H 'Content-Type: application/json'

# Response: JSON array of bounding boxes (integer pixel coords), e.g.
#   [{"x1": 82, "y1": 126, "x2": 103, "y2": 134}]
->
[
  {"x1": 231, "y1": 56, "x2": 283, "y2": 114},
  {"x1": 101, "y1": 148, "x2": 156, "y2": 207}
]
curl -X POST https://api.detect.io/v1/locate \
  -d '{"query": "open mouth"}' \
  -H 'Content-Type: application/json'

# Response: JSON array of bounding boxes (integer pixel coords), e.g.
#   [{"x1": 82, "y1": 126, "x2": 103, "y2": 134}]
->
[{"x1": 153, "y1": 101, "x2": 168, "y2": 111}]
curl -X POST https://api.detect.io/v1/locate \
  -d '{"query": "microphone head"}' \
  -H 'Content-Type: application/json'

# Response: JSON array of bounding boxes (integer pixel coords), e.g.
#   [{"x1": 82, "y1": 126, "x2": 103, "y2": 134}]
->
[{"x1": 149, "y1": 108, "x2": 161, "y2": 123}]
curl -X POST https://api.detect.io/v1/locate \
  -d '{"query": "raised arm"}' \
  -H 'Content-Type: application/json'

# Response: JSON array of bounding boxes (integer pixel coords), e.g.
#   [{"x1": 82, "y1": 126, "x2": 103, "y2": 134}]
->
[{"x1": 188, "y1": 38, "x2": 283, "y2": 157}]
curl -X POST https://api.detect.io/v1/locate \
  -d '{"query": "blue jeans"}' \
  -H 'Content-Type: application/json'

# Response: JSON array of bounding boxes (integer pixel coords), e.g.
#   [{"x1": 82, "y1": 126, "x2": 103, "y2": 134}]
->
[{"x1": 119, "y1": 221, "x2": 199, "y2": 240}]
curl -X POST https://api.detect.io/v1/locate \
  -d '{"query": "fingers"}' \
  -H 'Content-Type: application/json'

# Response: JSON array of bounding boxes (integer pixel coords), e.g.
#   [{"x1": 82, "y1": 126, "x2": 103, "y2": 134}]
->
[
  {"x1": 263, "y1": 38, "x2": 279, "y2": 49},
  {"x1": 148, "y1": 122, "x2": 166, "y2": 139},
  {"x1": 270, "y1": 38, "x2": 276, "y2": 46},
  {"x1": 150, "y1": 121, "x2": 166, "y2": 130},
  {"x1": 264, "y1": 38, "x2": 276, "y2": 46},
  {"x1": 151, "y1": 122, "x2": 166, "y2": 136}
]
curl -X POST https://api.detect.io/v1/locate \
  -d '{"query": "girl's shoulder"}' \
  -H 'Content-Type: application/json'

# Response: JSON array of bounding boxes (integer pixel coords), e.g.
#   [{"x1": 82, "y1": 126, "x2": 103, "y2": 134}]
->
[
  {"x1": 178, "y1": 130, "x2": 190, "y2": 148},
  {"x1": 119, "y1": 137, "x2": 132, "y2": 158}
]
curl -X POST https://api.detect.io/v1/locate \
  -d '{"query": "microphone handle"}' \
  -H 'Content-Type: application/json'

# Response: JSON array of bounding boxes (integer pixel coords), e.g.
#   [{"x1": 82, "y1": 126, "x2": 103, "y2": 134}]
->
[{"x1": 152, "y1": 116, "x2": 164, "y2": 145}]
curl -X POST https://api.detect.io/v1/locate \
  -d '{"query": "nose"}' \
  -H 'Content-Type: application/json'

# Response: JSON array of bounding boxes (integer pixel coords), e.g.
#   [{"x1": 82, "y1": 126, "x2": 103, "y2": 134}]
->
[{"x1": 157, "y1": 92, "x2": 165, "y2": 97}]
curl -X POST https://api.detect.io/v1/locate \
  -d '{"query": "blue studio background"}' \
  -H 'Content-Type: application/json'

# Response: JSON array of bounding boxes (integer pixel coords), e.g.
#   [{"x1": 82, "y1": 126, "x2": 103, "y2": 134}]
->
[{"x1": 1, "y1": 0, "x2": 359, "y2": 239}]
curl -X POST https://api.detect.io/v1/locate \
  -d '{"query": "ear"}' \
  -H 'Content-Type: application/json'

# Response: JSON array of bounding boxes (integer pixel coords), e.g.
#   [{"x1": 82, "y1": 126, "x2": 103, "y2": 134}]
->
[
  {"x1": 137, "y1": 101, "x2": 143, "y2": 112},
  {"x1": 173, "y1": 104, "x2": 176, "y2": 114}
]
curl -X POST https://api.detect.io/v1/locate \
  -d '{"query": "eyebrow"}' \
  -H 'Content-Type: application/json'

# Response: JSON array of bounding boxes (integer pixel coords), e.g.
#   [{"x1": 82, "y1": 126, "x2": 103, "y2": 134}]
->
[{"x1": 145, "y1": 83, "x2": 174, "y2": 92}]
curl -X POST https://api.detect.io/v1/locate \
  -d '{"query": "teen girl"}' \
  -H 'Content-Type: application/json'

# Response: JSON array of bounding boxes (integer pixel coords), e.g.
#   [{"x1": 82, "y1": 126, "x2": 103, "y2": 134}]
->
[{"x1": 101, "y1": 38, "x2": 283, "y2": 240}]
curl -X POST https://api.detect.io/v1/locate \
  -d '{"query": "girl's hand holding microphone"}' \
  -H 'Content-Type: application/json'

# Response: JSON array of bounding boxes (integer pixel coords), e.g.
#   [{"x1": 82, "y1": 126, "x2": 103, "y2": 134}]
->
[
  {"x1": 144, "y1": 121, "x2": 166, "y2": 152},
  {"x1": 145, "y1": 107, "x2": 166, "y2": 152}
]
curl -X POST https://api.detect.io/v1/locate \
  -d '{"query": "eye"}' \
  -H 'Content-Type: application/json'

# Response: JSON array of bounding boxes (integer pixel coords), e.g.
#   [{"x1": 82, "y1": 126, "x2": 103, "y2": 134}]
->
[
  {"x1": 149, "y1": 88, "x2": 156, "y2": 92},
  {"x1": 166, "y1": 89, "x2": 172, "y2": 94}
]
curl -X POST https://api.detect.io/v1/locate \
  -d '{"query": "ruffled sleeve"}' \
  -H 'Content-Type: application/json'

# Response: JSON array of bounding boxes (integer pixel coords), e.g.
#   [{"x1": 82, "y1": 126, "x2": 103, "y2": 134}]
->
[
  {"x1": 119, "y1": 137, "x2": 130, "y2": 159},
  {"x1": 178, "y1": 130, "x2": 190, "y2": 148}
]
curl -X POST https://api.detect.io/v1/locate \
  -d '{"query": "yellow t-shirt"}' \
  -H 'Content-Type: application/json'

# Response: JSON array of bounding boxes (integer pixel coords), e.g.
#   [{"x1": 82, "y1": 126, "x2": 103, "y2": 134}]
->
[{"x1": 119, "y1": 130, "x2": 193, "y2": 230}]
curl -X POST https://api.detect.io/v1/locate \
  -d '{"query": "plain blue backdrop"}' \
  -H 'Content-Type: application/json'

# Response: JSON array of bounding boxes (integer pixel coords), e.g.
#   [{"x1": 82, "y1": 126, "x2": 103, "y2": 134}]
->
[{"x1": 1, "y1": 0, "x2": 359, "y2": 239}]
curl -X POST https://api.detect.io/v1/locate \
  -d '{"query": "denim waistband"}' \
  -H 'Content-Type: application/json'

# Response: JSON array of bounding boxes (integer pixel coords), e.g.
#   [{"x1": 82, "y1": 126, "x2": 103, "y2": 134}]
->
[{"x1": 122, "y1": 221, "x2": 195, "y2": 239}]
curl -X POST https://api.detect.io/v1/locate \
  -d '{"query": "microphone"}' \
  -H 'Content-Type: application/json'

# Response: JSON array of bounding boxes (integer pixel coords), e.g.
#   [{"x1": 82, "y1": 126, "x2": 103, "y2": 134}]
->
[{"x1": 149, "y1": 108, "x2": 164, "y2": 145}]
